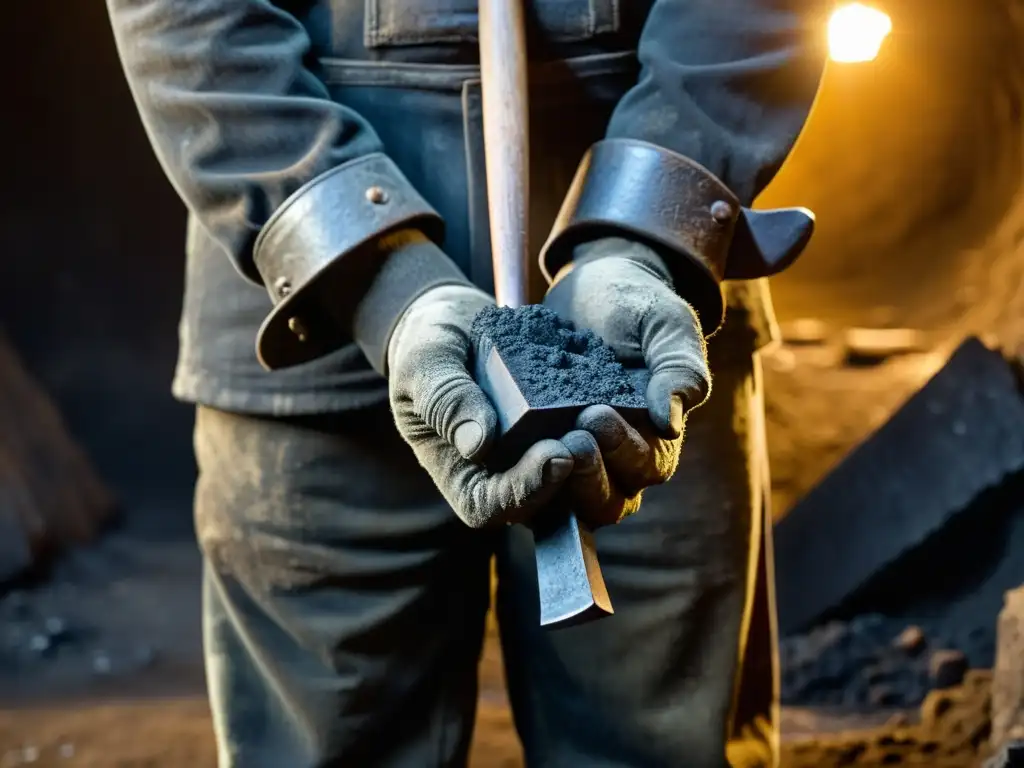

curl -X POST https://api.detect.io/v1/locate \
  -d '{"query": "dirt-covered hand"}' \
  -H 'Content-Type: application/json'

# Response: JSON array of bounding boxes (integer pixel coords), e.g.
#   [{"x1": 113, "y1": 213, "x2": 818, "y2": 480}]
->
[
  {"x1": 542, "y1": 237, "x2": 711, "y2": 527},
  {"x1": 388, "y1": 283, "x2": 575, "y2": 529}
]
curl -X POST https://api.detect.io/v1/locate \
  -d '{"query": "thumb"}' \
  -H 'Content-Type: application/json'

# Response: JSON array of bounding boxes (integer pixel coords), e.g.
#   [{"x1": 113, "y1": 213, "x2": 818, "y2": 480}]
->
[
  {"x1": 641, "y1": 300, "x2": 711, "y2": 438},
  {"x1": 415, "y1": 352, "x2": 499, "y2": 462}
]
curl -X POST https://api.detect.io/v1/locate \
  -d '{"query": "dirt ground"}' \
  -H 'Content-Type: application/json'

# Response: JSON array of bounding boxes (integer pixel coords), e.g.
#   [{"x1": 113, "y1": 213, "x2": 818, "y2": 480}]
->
[
  {"x1": 0, "y1": 556, "x2": 905, "y2": 768},
  {"x1": 0, "y1": 484, "x2": 917, "y2": 768}
]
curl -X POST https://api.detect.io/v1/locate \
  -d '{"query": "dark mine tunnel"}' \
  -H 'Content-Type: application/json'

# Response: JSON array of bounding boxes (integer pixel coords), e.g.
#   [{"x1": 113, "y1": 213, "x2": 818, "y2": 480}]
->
[{"x1": 0, "y1": 0, "x2": 1023, "y2": 765}]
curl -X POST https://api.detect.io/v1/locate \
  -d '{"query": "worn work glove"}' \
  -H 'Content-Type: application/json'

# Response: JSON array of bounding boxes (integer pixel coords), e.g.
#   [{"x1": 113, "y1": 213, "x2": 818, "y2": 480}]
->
[
  {"x1": 388, "y1": 279, "x2": 576, "y2": 529},
  {"x1": 543, "y1": 237, "x2": 712, "y2": 528}
]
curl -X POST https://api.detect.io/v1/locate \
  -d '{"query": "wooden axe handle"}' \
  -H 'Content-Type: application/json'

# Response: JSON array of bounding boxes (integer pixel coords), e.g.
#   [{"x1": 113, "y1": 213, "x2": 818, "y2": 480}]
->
[
  {"x1": 478, "y1": 0, "x2": 529, "y2": 308},
  {"x1": 477, "y1": 1, "x2": 614, "y2": 629}
]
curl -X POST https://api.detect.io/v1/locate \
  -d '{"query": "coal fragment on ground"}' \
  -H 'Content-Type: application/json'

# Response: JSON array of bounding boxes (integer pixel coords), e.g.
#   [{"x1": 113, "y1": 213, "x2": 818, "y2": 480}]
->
[
  {"x1": 931, "y1": 650, "x2": 969, "y2": 690},
  {"x1": 781, "y1": 614, "x2": 973, "y2": 709},
  {"x1": 775, "y1": 338, "x2": 1024, "y2": 635},
  {"x1": 893, "y1": 625, "x2": 927, "y2": 655}
]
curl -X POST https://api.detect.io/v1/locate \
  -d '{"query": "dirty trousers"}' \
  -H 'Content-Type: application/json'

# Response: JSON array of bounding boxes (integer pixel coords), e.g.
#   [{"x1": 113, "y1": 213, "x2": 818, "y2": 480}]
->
[{"x1": 193, "y1": 350, "x2": 775, "y2": 767}]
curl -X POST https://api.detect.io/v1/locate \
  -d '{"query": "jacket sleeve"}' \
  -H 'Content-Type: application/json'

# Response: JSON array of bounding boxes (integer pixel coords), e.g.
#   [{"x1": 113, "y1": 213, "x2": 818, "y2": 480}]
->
[
  {"x1": 106, "y1": 0, "x2": 472, "y2": 372},
  {"x1": 540, "y1": 0, "x2": 829, "y2": 332},
  {"x1": 605, "y1": 0, "x2": 829, "y2": 205}
]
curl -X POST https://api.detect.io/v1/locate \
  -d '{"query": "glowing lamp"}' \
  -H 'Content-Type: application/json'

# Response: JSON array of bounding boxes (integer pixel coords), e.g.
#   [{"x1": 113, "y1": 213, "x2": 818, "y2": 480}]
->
[{"x1": 828, "y1": 3, "x2": 892, "y2": 63}]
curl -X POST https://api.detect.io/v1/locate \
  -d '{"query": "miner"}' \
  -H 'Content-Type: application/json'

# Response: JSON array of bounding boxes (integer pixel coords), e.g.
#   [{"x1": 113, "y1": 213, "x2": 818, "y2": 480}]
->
[{"x1": 105, "y1": 0, "x2": 827, "y2": 764}]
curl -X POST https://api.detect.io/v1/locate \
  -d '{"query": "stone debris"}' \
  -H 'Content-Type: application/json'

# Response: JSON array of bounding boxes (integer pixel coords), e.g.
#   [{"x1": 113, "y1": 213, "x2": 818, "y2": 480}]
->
[
  {"x1": 931, "y1": 650, "x2": 969, "y2": 690},
  {"x1": 843, "y1": 327, "x2": 925, "y2": 364},
  {"x1": 782, "y1": 670, "x2": 993, "y2": 767},
  {"x1": 782, "y1": 615, "x2": 984, "y2": 709},
  {"x1": 781, "y1": 318, "x2": 831, "y2": 345},
  {"x1": 893, "y1": 625, "x2": 927, "y2": 656}
]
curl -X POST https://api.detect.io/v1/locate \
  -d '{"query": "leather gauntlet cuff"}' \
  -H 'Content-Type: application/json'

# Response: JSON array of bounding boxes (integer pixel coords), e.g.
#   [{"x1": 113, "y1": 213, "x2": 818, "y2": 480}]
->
[
  {"x1": 253, "y1": 153, "x2": 454, "y2": 370},
  {"x1": 540, "y1": 139, "x2": 816, "y2": 335}
]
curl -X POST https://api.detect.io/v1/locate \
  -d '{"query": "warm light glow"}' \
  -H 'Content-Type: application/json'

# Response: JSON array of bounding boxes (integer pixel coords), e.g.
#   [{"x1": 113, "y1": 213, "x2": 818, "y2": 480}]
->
[{"x1": 828, "y1": 3, "x2": 892, "y2": 63}]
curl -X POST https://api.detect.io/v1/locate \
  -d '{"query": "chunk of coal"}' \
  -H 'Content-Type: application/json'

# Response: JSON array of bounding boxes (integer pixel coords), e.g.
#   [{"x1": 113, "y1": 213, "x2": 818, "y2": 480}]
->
[
  {"x1": 470, "y1": 305, "x2": 644, "y2": 408},
  {"x1": 775, "y1": 338, "x2": 1024, "y2": 635},
  {"x1": 781, "y1": 614, "x2": 976, "y2": 709},
  {"x1": 44, "y1": 617, "x2": 67, "y2": 639},
  {"x1": 27, "y1": 634, "x2": 51, "y2": 656},
  {"x1": 868, "y1": 684, "x2": 902, "y2": 708},
  {"x1": 930, "y1": 650, "x2": 968, "y2": 690},
  {"x1": 893, "y1": 626, "x2": 926, "y2": 656}
]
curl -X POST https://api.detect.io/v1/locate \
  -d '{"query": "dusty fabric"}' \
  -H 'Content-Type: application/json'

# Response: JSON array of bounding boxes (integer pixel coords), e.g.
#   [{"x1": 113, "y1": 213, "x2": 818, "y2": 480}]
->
[
  {"x1": 105, "y1": 0, "x2": 823, "y2": 415},
  {"x1": 192, "y1": 348, "x2": 774, "y2": 767}
]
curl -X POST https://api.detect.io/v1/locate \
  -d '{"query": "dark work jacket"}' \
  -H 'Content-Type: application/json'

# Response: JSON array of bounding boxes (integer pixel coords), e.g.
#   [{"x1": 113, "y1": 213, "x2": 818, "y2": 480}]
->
[{"x1": 107, "y1": 0, "x2": 827, "y2": 415}]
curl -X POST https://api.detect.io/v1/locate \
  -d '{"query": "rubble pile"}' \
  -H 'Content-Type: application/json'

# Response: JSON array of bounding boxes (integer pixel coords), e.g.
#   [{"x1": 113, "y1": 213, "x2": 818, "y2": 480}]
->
[
  {"x1": 0, "y1": 332, "x2": 116, "y2": 585},
  {"x1": 775, "y1": 338, "x2": 1024, "y2": 637},
  {"x1": 774, "y1": 337, "x2": 1024, "y2": 765},
  {"x1": 774, "y1": 338, "x2": 1024, "y2": 695},
  {"x1": 781, "y1": 615, "x2": 983, "y2": 709}
]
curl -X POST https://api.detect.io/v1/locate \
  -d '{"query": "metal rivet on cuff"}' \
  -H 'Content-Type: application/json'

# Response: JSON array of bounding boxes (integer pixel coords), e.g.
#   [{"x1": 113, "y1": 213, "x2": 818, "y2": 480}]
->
[
  {"x1": 287, "y1": 317, "x2": 309, "y2": 342},
  {"x1": 365, "y1": 186, "x2": 389, "y2": 205},
  {"x1": 710, "y1": 200, "x2": 734, "y2": 224},
  {"x1": 274, "y1": 277, "x2": 292, "y2": 298}
]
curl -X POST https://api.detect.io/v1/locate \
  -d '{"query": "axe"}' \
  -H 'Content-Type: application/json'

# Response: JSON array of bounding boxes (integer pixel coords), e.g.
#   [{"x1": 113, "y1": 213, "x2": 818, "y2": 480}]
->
[
  {"x1": 475, "y1": 0, "x2": 816, "y2": 630},
  {"x1": 477, "y1": 0, "x2": 612, "y2": 628}
]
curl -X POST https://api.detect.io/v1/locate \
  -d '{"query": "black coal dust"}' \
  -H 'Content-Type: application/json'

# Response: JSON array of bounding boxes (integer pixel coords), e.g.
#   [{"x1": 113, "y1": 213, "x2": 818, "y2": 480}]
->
[{"x1": 470, "y1": 305, "x2": 645, "y2": 407}]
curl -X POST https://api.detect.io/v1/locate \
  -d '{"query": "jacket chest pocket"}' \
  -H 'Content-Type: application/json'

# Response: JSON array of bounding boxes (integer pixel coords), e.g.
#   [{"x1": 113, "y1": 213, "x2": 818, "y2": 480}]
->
[{"x1": 365, "y1": 0, "x2": 619, "y2": 47}]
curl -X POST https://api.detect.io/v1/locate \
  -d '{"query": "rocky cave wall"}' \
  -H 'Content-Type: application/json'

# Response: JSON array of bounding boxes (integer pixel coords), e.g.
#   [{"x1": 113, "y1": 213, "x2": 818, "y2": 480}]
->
[
  {"x1": 760, "y1": 0, "x2": 1024, "y2": 516},
  {"x1": 0, "y1": 1, "x2": 194, "y2": 520}
]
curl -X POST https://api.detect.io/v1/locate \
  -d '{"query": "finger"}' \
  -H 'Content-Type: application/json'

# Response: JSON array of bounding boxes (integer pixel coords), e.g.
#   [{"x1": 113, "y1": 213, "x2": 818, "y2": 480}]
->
[
  {"x1": 575, "y1": 405, "x2": 663, "y2": 493},
  {"x1": 639, "y1": 299, "x2": 711, "y2": 438},
  {"x1": 559, "y1": 430, "x2": 623, "y2": 529},
  {"x1": 561, "y1": 430, "x2": 641, "y2": 529},
  {"x1": 461, "y1": 439, "x2": 574, "y2": 528}
]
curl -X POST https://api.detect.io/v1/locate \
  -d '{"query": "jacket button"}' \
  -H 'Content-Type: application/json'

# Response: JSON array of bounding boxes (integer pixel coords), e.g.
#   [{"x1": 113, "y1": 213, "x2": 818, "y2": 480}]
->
[{"x1": 366, "y1": 186, "x2": 389, "y2": 205}]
